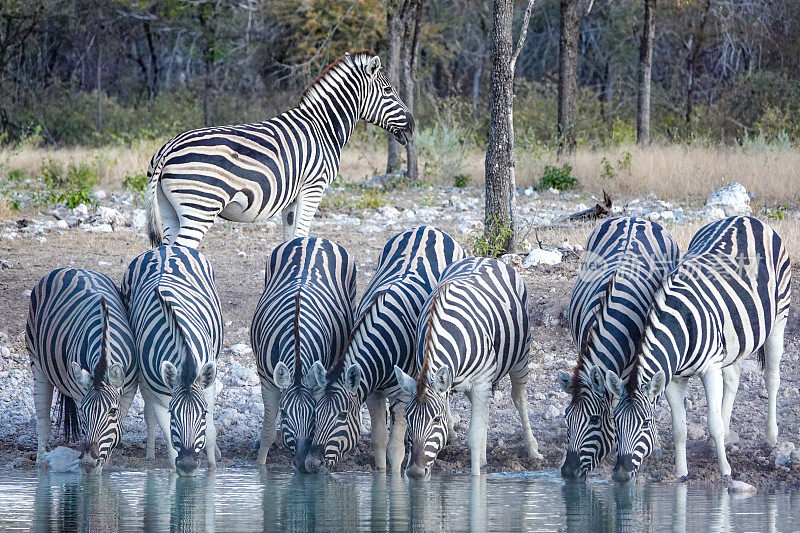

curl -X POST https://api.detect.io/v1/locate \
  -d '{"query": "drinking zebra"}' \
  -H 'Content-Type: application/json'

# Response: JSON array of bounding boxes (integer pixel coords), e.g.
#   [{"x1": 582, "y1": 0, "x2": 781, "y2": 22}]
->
[
  {"x1": 26, "y1": 268, "x2": 138, "y2": 474},
  {"x1": 395, "y1": 257, "x2": 542, "y2": 478},
  {"x1": 304, "y1": 226, "x2": 465, "y2": 474},
  {"x1": 606, "y1": 216, "x2": 791, "y2": 482},
  {"x1": 145, "y1": 50, "x2": 414, "y2": 248},
  {"x1": 558, "y1": 217, "x2": 680, "y2": 479},
  {"x1": 251, "y1": 237, "x2": 357, "y2": 470},
  {"x1": 122, "y1": 245, "x2": 223, "y2": 476}
]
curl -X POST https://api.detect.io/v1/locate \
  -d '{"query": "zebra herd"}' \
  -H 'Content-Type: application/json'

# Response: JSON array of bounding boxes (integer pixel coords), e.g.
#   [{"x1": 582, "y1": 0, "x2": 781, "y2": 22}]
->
[{"x1": 22, "y1": 50, "x2": 791, "y2": 483}]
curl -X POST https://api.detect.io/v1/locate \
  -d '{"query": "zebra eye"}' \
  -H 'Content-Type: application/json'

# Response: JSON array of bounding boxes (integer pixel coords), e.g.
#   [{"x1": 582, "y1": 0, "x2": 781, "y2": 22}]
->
[
  {"x1": 382, "y1": 86, "x2": 392, "y2": 95},
  {"x1": 589, "y1": 415, "x2": 601, "y2": 425},
  {"x1": 433, "y1": 415, "x2": 442, "y2": 424},
  {"x1": 337, "y1": 412, "x2": 348, "y2": 421},
  {"x1": 642, "y1": 419, "x2": 651, "y2": 429},
  {"x1": 109, "y1": 408, "x2": 119, "y2": 417}
]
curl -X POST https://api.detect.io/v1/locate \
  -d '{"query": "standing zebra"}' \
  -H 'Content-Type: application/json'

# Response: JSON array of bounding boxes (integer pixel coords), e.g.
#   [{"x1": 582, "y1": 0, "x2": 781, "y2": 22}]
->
[
  {"x1": 26, "y1": 269, "x2": 138, "y2": 474},
  {"x1": 394, "y1": 257, "x2": 542, "y2": 478},
  {"x1": 606, "y1": 216, "x2": 791, "y2": 482},
  {"x1": 304, "y1": 226, "x2": 465, "y2": 474},
  {"x1": 558, "y1": 217, "x2": 680, "y2": 479},
  {"x1": 146, "y1": 51, "x2": 414, "y2": 247},
  {"x1": 251, "y1": 237, "x2": 357, "y2": 470},
  {"x1": 122, "y1": 245, "x2": 223, "y2": 476}
]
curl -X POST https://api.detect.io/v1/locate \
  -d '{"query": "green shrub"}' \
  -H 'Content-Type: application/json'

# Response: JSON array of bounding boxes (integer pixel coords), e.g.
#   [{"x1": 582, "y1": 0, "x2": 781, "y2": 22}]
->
[
  {"x1": 540, "y1": 164, "x2": 578, "y2": 191},
  {"x1": 765, "y1": 204, "x2": 790, "y2": 220},
  {"x1": 123, "y1": 172, "x2": 149, "y2": 194},
  {"x1": 468, "y1": 216, "x2": 516, "y2": 257},
  {"x1": 453, "y1": 174, "x2": 470, "y2": 188}
]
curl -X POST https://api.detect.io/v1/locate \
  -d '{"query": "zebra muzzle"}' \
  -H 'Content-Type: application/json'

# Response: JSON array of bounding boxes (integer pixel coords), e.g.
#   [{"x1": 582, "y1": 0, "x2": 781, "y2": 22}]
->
[
  {"x1": 560, "y1": 451, "x2": 586, "y2": 480},
  {"x1": 612, "y1": 455, "x2": 637, "y2": 483},
  {"x1": 175, "y1": 451, "x2": 201, "y2": 477}
]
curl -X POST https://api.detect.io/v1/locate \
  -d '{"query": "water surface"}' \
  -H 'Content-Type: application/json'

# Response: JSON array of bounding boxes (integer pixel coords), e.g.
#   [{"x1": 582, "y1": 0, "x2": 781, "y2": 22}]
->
[{"x1": 0, "y1": 469, "x2": 797, "y2": 531}]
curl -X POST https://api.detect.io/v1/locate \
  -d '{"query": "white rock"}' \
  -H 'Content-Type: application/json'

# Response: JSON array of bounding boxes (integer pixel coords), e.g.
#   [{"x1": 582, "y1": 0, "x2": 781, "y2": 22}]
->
[
  {"x1": 523, "y1": 187, "x2": 537, "y2": 197},
  {"x1": 95, "y1": 190, "x2": 107, "y2": 201},
  {"x1": 660, "y1": 210, "x2": 675, "y2": 221},
  {"x1": 774, "y1": 441, "x2": 795, "y2": 467},
  {"x1": 1, "y1": 232, "x2": 17, "y2": 241},
  {"x1": 36, "y1": 236, "x2": 47, "y2": 244},
  {"x1": 230, "y1": 343, "x2": 252, "y2": 357},
  {"x1": 543, "y1": 404, "x2": 561, "y2": 420},
  {"x1": 647, "y1": 211, "x2": 661, "y2": 221},
  {"x1": 73, "y1": 204, "x2": 89, "y2": 217},
  {"x1": 131, "y1": 209, "x2": 147, "y2": 230},
  {"x1": 97, "y1": 206, "x2": 126, "y2": 226},
  {"x1": 44, "y1": 446, "x2": 81, "y2": 473},
  {"x1": 727, "y1": 480, "x2": 757, "y2": 494},
  {"x1": 0, "y1": 346, "x2": 10, "y2": 357},
  {"x1": 574, "y1": 203, "x2": 588, "y2": 212},
  {"x1": 358, "y1": 225, "x2": 384, "y2": 234},
  {"x1": 55, "y1": 220, "x2": 69, "y2": 229},
  {"x1": 523, "y1": 249, "x2": 562, "y2": 267},
  {"x1": 84, "y1": 223, "x2": 113, "y2": 233},
  {"x1": 547, "y1": 188, "x2": 560, "y2": 195},
  {"x1": 380, "y1": 206, "x2": 400, "y2": 219},
  {"x1": 705, "y1": 183, "x2": 751, "y2": 216},
  {"x1": 703, "y1": 206, "x2": 727, "y2": 220}
]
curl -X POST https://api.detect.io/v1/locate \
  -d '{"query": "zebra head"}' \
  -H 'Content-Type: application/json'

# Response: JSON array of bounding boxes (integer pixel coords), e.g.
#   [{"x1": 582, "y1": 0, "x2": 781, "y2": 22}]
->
[
  {"x1": 557, "y1": 363, "x2": 615, "y2": 480},
  {"x1": 606, "y1": 370, "x2": 665, "y2": 483},
  {"x1": 71, "y1": 297, "x2": 125, "y2": 475},
  {"x1": 356, "y1": 54, "x2": 414, "y2": 145},
  {"x1": 161, "y1": 359, "x2": 217, "y2": 477},
  {"x1": 395, "y1": 365, "x2": 451, "y2": 480},
  {"x1": 304, "y1": 360, "x2": 362, "y2": 474},
  {"x1": 273, "y1": 361, "x2": 318, "y2": 472}
]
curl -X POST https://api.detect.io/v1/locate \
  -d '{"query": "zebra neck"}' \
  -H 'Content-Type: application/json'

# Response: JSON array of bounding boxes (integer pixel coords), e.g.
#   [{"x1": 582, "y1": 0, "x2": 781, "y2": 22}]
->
[{"x1": 297, "y1": 88, "x2": 359, "y2": 153}]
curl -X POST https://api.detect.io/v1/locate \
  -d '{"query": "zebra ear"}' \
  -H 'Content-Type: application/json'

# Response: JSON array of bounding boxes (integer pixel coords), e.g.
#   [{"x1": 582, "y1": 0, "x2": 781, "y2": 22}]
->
[
  {"x1": 196, "y1": 362, "x2": 217, "y2": 389},
  {"x1": 431, "y1": 366, "x2": 452, "y2": 393},
  {"x1": 394, "y1": 365, "x2": 416, "y2": 396},
  {"x1": 72, "y1": 362, "x2": 92, "y2": 392},
  {"x1": 557, "y1": 370, "x2": 572, "y2": 393},
  {"x1": 588, "y1": 365, "x2": 607, "y2": 397},
  {"x1": 310, "y1": 360, "x2": 328, "y2": 389},
  {"x1": 344, "y1": 364, "x2": 362, "y2": 393},
  {"x1": 643, "y1": 370, "x2": 666, "y2": 399},
  {"x1": 605, "y1": 371, "x2": 625, "y2": 399},
  {"x1": 107, "y1": 363, "x2": 124, "y2": 389},
  {"x1": 366, "y1": 55, "x2": 382, "y2": 79},
  {"x1": 161, "y1": 360, "x2": 179, "y2": 390},
  {"x1": 274, "y1": 362, "x2": 292, "y2": 390}
]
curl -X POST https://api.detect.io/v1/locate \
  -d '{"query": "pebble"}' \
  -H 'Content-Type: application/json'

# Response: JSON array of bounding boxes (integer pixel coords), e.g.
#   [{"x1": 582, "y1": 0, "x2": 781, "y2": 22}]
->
[{"x1": 230, "y1": 343, "x2": 253, "y2": 357}]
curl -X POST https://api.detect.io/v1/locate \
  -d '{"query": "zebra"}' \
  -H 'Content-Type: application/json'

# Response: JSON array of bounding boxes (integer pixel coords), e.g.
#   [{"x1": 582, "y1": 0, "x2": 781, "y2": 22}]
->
[
  {"x1": 394, "y1": 256, "x2": 542, "y2": 478},
  {"x1": 557, "y1": 217, "x2": 680, "y2": 479},
  {"x1": 251, "y1": 237, "x2": 357, "y2": 470},
  {"x1": 303, "y1": 226, "x2": 465, "y2": 474},
  {"x1": 145, "y1": 50, "x2": 414, "y2": 248},
  {"x1": 26, "y1": 268, "x2": 138, "y2": 474},
  {"x1": 122, "y1": 245, "x2": 223, "y2": 476},
  {"x1": 605, "y1": 216, "x2": 791, "y2": 482}
]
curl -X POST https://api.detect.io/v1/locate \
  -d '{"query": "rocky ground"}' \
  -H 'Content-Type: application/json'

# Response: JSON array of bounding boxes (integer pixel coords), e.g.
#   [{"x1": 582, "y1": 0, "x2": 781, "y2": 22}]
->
[{"x1": 1, "y1": 181, "x2": 799, "y2": 488}]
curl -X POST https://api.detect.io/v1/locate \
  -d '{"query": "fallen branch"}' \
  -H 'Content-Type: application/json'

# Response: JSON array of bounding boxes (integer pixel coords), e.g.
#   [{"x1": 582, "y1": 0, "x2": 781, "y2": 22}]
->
[{"x1": 566, "y1": 190, "x2": 612, "y2": 221}]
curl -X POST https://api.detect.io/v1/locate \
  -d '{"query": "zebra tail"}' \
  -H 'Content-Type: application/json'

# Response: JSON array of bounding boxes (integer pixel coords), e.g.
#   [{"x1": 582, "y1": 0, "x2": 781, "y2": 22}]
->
[
  {"x1": 145, "y1": 155, "x2": 165, "y2": 247},
  {"x1": 56, "y1": 392, "x2": 80, "y2": 443},
  {"x1": 757, "y1": 346, "x2": 766, "y2": 370}
]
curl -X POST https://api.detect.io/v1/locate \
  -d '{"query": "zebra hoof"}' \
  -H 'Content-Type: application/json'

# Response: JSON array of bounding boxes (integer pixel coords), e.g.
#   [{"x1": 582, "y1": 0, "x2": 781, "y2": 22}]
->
[{"x1": 678, "y1": 475, "x2": 688, "y2": 483}]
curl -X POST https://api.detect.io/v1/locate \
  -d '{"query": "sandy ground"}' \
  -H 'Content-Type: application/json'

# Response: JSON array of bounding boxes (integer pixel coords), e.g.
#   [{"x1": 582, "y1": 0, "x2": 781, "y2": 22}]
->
[{"x1": 1, "y1": 186, "x2": 799, "y2": 488}]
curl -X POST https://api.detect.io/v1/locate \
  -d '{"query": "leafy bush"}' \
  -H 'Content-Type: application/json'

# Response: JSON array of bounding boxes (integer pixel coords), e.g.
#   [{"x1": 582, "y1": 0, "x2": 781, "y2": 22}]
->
[
  {"x1": 468, "y1": 217, "x2": 515, "y2": 258},
  {"x1": 123, "y1": 172, "x2": 149, "y2": 194},
  {"x1": 453, "y1": 174, "x2": 470, "y2": 188},
  {"x1": 540, "y1": 164, "x2": 578, "y2": 191}
]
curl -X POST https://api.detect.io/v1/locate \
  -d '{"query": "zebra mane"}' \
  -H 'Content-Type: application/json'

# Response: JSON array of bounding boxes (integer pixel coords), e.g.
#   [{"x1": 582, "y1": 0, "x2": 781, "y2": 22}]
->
[
  {"x1": 92, "y1": 296, "x2": 109, "y2": 390},
  {"x1": 299, "y1": 49, "x2": 377, "y2": 102},
  {"x1": 157, "y1": 289, "x2": 196, "y2": 386},
  {"x1": 570, "y1": 276, "x2": 614, "y2": 402},
  {"x1": 293, "y1": 290, "x2": 302, "y2": 386},
  {"x1": 418, "y1": 282, "x2": 448, "y2": 400},
  {"x1": 325, "y1": 289, "x2": 387, "y2": 386}
]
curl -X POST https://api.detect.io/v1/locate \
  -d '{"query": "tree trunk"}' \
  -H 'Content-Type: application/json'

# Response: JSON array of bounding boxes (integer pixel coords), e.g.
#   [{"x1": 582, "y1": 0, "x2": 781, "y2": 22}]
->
[
  {"x1": 385, "y1": 2, "x2": 403, "y2": 173},
  {"x1": 485, "y1": 0, "x2": 516, "y2": 254},
  {"x1": 402, "y1": 0, "x2": 422, "y2": 181},
  {"x1": 636, "y1": 0, "x2": 656, "y2": 145},
  {"x1": 557, "y1": 0, "x2": 580, "y2": 155}
]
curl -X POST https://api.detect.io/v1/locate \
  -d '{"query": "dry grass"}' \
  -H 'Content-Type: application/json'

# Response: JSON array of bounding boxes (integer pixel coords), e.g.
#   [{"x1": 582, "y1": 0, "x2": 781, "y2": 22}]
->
[
  {"x1": 3, "y1": 142, "x2": 799, "y2": 208},
  {"x1": 0, "y1": 196, "x2": 13, "y2": 222}
]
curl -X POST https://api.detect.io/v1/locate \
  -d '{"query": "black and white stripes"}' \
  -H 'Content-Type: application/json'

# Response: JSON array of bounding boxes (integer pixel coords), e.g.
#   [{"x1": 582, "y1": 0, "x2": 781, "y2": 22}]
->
[
  {"x1": 26, "y1": 268, "x2": 138, "y2": 474},
  {"x1": 395, "y1": 256, "x2": 541, "y2": 477},
  {"x1": 145, "y1": 51, "x2": 413, "y2": 248},
  {"x1": 122, "y1": 245, "x2": 223, "y2": 476},
  {"x1": 607, "y1": 216, "x2": 791, "y2": 481},
  {"x1": 304, "y1": 226, "x2": 464, "y2": 474},
  {"x1": 251, "y1": 237, "x2": 357, "y2": 470},
  {"x1": 558, "y1": 217, "x2": 679, "y2": 479}
]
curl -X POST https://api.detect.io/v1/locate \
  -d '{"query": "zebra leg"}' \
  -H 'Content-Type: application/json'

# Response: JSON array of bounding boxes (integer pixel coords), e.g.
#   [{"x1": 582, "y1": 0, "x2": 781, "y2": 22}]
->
[
  {"x1": 32, "y1": 368, "x2": 53, "y2": 464},
  {"x1": 281, "y1": 200, "x2": 299, "y2": 241},
  {"x1": 510, "y1": 376, "x2": 543, "y2": 460},
  {"x1": 664, "y1": 377, "x2": 689, "y2": 480},
  {"x1": 143, "y1": 392, "x2": 158, "y2": 461},
  {"x1": 291, "y1": 186, "x2": 324, "y2": 239},
  {"x1": 366, "y1": 392, "x2": 390, "y2": 471},
  {"x1": 204, "y1": 385, "x2": 218, "y2": 469},
  {"x1": 721, "y1": 364, "x2": 740, "y2": 439},
  {"x1": 153, "y1": 401, "x2": 177, "y2": 470},
  {"x1": 763, "y1": 314, "x2": 787, "y2": 446},
  {"x1": 467, "y1": 381, "x2": 492, "y2": 475},
  {"x1": 445, "y1": 400, "x2": 459, "y2": 442},
  {"x1": 160, "y1": 181, "x2": 220, "y2": 247},
  {"x1": 387, "y1": 398, "x2": 408, "y2": 475},
  {"x1": 700, "y1": 367, "x2": 731, "y2": 478},
  {"x1": 258, "y1": 384, "x2": 280, "y2": 465}
]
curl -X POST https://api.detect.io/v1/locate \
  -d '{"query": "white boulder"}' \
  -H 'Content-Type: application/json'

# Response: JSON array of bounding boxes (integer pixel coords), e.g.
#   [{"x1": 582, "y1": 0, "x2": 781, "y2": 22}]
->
[
  {"x1": 523, "y1": 249, "x2": 562, "y2": 267},
  {"x1": 705, "y1": 183, "x2": 751, "y2": 217},
  {"x1": 97, "y1": 206, "x2": 126, "y2": 226},
  {"x1": 44, "y1": 446, "x2": 81, "y2": 473},
  {"x1": 229, "y1": 343, "x2": 252, "y2": 357}
]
